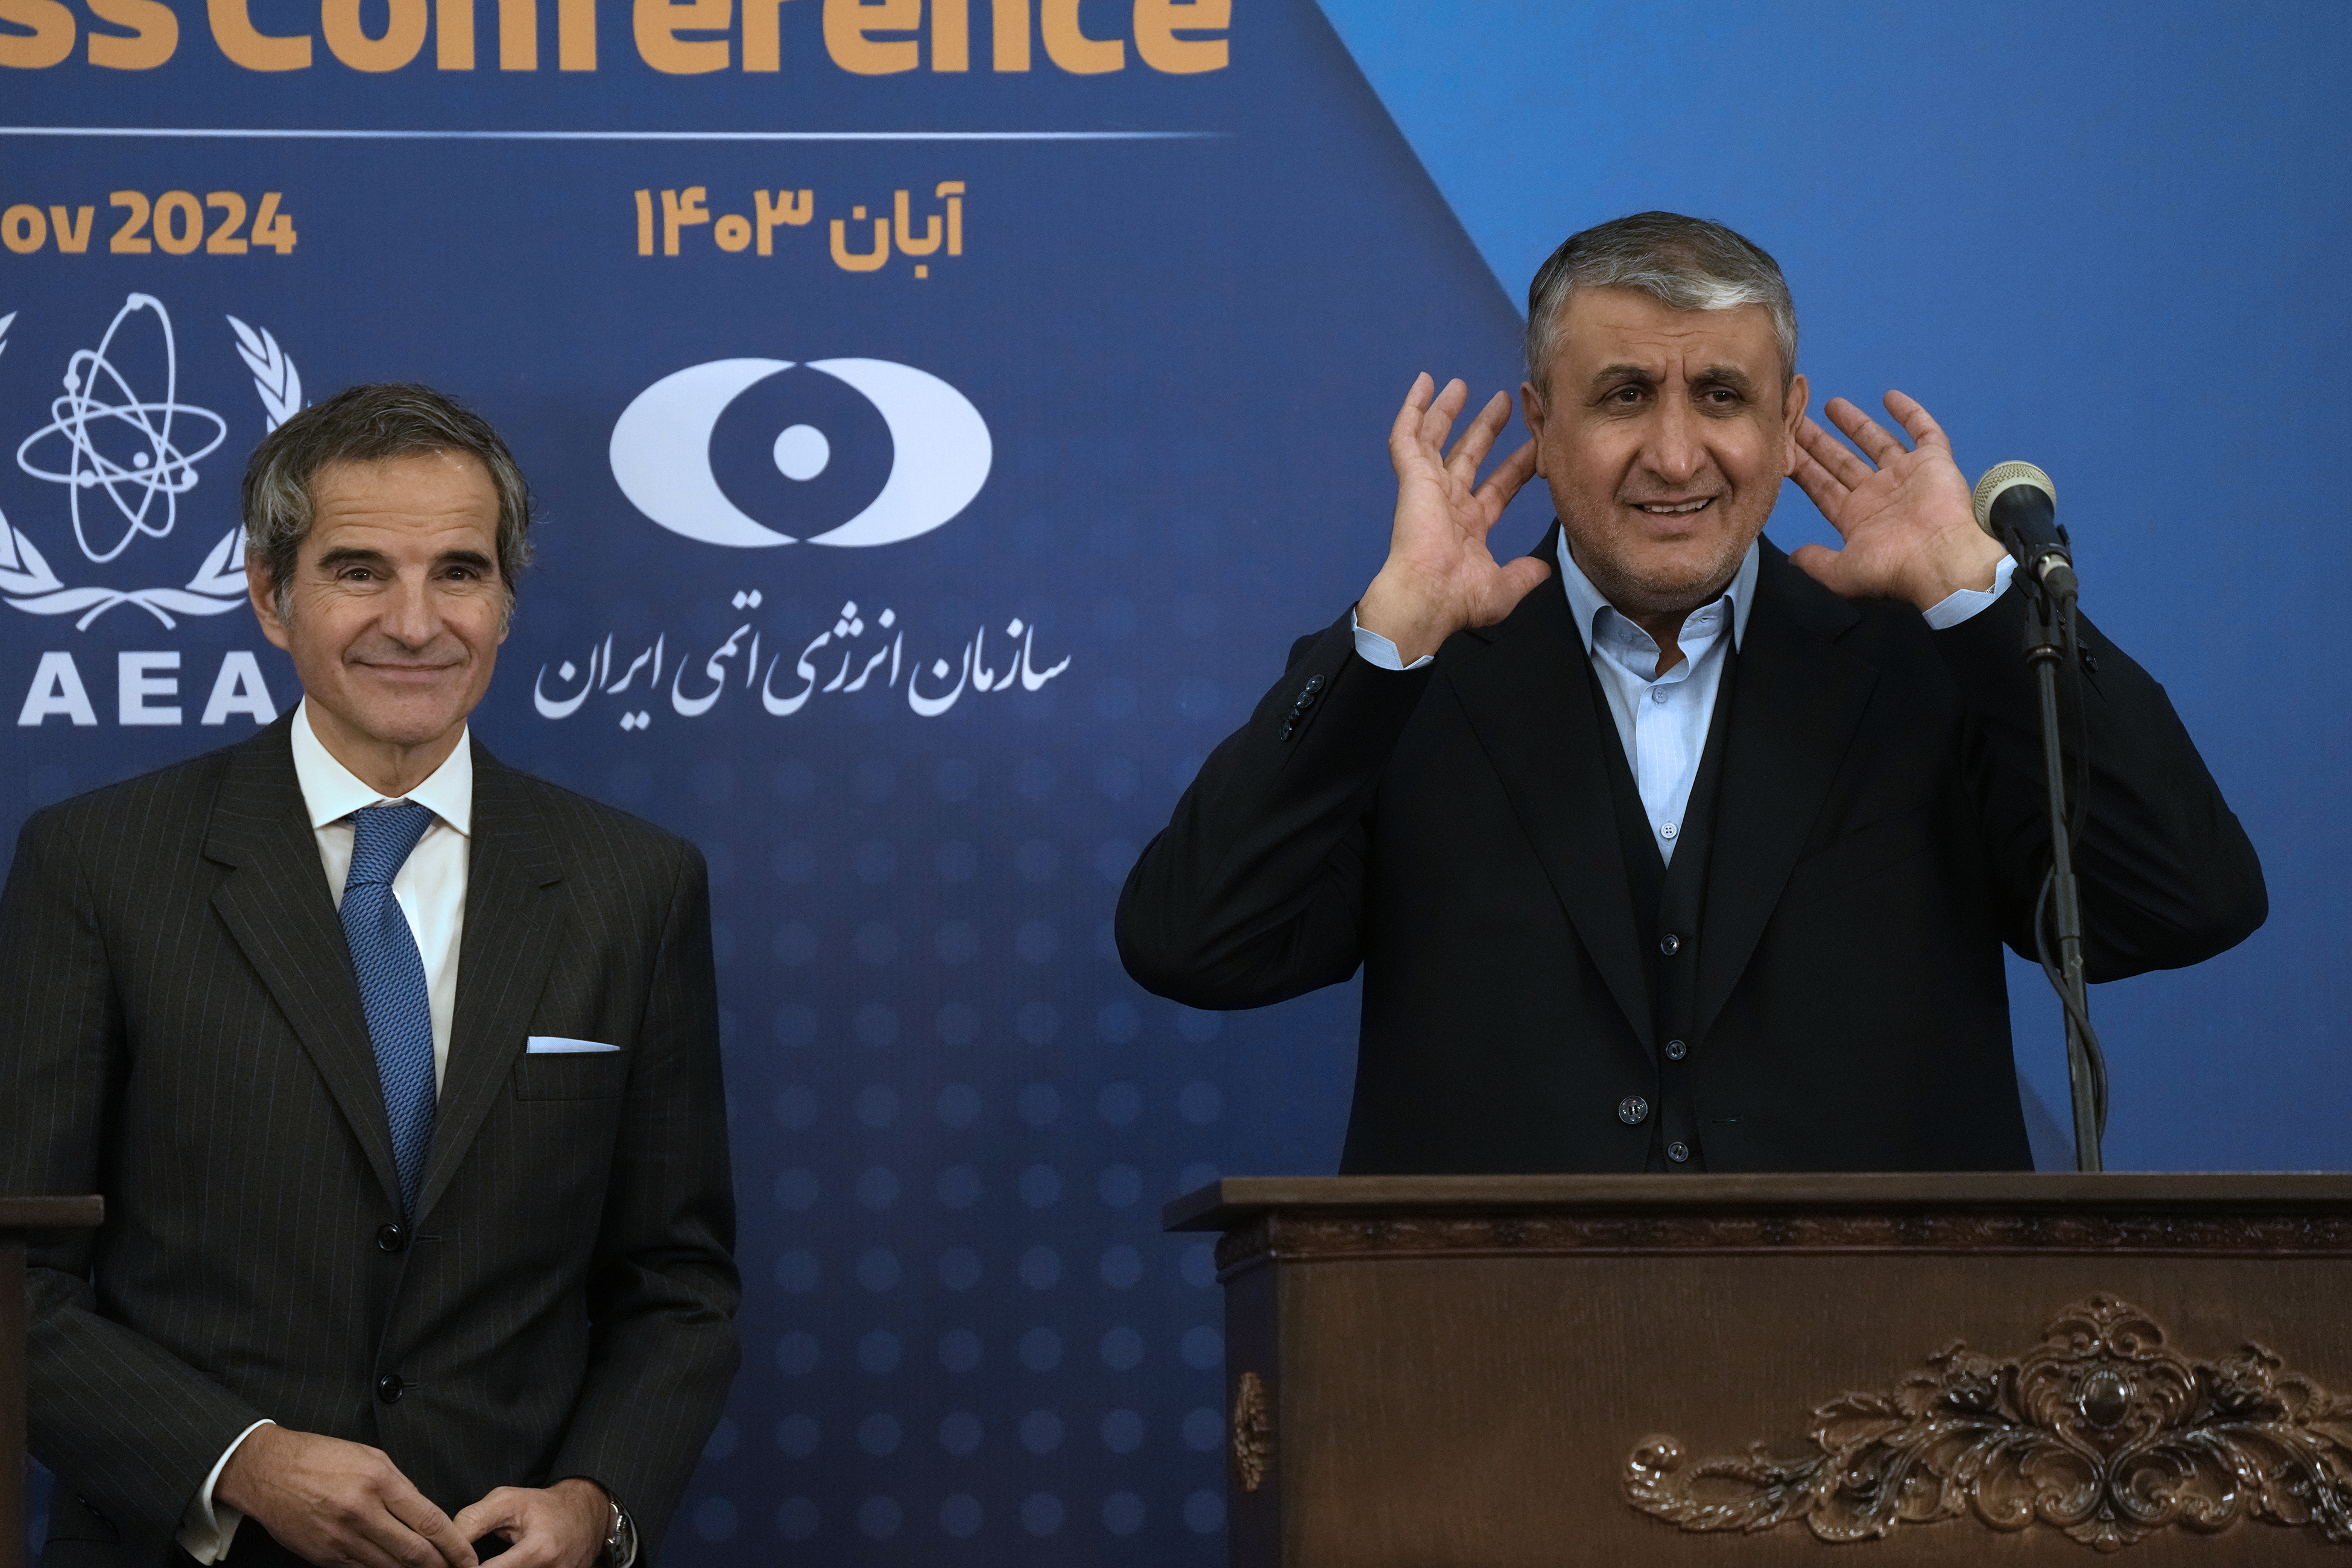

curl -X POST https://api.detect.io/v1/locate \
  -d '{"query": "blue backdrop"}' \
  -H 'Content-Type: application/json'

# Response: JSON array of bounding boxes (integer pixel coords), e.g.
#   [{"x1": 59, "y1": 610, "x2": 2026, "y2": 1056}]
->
[
  {"x1": 5, "y1": 2, "x2": 2345, "y2": 1564},
  {"x1": 1321, "y1": 0, "x2": 2352, "y2": 1180}
]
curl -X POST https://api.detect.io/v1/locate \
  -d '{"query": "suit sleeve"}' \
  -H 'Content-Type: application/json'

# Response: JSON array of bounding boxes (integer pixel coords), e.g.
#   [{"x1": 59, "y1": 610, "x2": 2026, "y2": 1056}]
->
[
  {"x1": 1931, "y1": 587, "x2": 2266, "y2": 979},
  {"x1": 0, "y1": 812, "x2": 271, "y2": 1558},
  {"x1": 546, "y1": 841, "x2": 741, "y2": 1564},
  {"x1": 1116, "y1": 610, "x2": 1434, "y2": 1010}
]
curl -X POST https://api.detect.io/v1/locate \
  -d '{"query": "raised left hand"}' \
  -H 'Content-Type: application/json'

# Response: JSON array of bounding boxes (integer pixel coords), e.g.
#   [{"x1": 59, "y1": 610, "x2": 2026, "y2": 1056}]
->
[
  {"x1": 1787, "y1": 390, "x2": 2007, "y2": 611},
  {"x1": 450, "y1": 1479, "x2": 608, "y2": 1568},
  {"x1": 1356, "y1": 373, "x2": 1550, "y2": 664}
]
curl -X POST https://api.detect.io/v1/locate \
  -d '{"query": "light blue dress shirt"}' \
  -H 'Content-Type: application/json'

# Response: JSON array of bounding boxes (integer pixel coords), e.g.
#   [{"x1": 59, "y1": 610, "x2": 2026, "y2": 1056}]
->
[{"x1": 1350, "y1": 542, "x2": 2015, "y2": 865}]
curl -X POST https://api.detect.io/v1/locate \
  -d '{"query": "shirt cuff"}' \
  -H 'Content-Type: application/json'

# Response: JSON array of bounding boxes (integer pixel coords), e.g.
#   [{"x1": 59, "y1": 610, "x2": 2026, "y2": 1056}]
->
[
  {"x1": 177, "y1": 1420, "x2": 274, "y2": 1564},
  {"x1": 1349, "y1": 609, "x2": 1434, "y2": 671},
  {"x1": 1922, "y1": 555, "x2": 2017, "y2": 630}
]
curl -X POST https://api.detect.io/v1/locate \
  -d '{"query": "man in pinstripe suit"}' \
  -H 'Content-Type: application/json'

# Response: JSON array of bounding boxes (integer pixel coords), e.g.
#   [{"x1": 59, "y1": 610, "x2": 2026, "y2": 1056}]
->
[{"x1": 0, "y1": 386, "x2": 740, "y2": 1568}]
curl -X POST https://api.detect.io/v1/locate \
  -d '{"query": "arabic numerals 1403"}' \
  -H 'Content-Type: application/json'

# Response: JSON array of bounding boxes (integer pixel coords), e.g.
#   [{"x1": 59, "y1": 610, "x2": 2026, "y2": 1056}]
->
[{"x1": 0, "y1": 192, "x2": 298, "y2": 257}]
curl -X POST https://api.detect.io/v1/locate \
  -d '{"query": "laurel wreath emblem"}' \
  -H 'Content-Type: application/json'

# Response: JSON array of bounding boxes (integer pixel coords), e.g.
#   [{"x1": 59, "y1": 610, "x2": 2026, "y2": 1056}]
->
[{"x1": 0, "y1": 308, "x2": 303, "y2": 629}]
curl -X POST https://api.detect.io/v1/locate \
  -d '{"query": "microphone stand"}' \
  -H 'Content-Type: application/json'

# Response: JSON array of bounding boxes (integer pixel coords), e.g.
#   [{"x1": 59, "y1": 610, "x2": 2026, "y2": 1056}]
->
[{"x1": 2018, "y1": 571, "x2": 2102, "y2": 1171}]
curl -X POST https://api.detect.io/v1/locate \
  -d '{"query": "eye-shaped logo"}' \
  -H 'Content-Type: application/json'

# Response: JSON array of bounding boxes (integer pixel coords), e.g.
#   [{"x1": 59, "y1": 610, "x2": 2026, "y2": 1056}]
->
[{"x1": 609, "y1": 358, "x2": 990, "y2": 548}]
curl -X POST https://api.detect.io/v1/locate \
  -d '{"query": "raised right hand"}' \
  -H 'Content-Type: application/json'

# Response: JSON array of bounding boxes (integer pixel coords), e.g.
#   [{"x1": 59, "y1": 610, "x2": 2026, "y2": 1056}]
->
[
  {"x1": 1355, "y1": 373, "x2": 1551, "y2": 665},
  {"x1": 217, "y1": 1424, "x2": 479, "y2": 1568}
]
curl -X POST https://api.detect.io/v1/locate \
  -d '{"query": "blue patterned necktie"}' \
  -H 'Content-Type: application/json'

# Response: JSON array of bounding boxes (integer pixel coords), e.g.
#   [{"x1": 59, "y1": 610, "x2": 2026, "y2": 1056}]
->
[{"x1": 342, "y1": 800, "x2": 438, "y2": 1217}]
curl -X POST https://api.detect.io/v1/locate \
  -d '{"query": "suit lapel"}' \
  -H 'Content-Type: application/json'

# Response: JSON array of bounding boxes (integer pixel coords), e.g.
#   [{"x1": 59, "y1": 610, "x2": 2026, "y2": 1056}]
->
[
  {"x1": 413, "y1": 741, "x2": 565, "y2": 1226},
  {"x1": 1690, "y1": 541, "x2": 1879, "y2": 1045},
  {"x1": 203, "y1": 719, "x2": 406, "y2": 1213},
  {"x1": 1441, "y1": 525, "x2": 1655, "y2": 1048}
]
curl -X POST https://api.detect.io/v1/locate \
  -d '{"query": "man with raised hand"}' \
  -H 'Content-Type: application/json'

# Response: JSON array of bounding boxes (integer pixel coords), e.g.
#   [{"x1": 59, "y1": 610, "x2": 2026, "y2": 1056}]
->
[
  {"x1": 2, "y1": 384, "x2": 739, "y2": 1568},
  {"x1": 1119, "y1": 211, "x2": 2263, "y2": 1173}
]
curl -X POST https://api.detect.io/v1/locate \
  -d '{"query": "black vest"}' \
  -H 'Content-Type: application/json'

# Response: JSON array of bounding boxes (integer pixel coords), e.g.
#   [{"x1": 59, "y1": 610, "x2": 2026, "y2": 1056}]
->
[{"x1": 1584, "y1": 646, "x2": 1739, "y2": 1172}]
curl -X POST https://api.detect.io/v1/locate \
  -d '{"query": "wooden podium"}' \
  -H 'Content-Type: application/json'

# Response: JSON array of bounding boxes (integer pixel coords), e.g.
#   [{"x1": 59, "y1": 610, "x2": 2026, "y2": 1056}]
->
[
  {"x1": 2, "y1": 1198, "x2": 102, "y2": 1568},
  {"x1": 1167, "y1": 1174, "x2": 2352, "y2": 1566}
]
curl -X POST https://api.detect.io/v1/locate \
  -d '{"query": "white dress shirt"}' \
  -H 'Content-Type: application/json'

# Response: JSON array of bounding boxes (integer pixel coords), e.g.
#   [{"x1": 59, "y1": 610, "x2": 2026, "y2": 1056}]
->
[
  {"x1": 177, "y1": 700, "x2": 475, "y2": 1562},
  {"x1": 1351, "y1": 541, "x2": 2015, "y2": 865},
  {"x1": 1558, "y1": 543, "x2": 1756, "y2": 865},
  {"x1": 292, "y1": 699, "x2": 474, "y2": 1090}
]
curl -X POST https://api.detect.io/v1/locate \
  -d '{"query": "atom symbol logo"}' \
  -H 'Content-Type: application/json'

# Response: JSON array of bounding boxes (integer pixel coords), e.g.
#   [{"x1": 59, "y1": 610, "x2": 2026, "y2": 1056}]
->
[
  {"x1": 0, "y1": 294, "x2": 304, "y2": 628},
  {"x1": 16, "y1": 293, "x2": 227, "y2": 564}
]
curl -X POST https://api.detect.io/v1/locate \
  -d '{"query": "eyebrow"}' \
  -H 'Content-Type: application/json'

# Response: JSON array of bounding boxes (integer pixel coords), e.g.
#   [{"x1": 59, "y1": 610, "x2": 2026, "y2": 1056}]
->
[{"x1": 315, "y1": 546, "x2": 498, "y2": 573}]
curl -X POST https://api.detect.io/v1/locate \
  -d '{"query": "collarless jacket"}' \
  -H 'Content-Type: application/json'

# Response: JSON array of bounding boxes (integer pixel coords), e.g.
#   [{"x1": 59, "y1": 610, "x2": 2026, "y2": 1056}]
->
[
  {"x1": 1117, "y1": 527, "x2": 2266, "y2": 1174},
  {"x1": 1, "y1": 715, "x2": 741, "y2": 1566}
]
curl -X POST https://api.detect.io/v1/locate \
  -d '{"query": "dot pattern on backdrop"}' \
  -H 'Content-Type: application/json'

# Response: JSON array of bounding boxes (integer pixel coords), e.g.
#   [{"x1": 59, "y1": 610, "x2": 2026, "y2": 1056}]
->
[{"x1": 671, "y1": 617, "x2": 1279, "y2": 1564}]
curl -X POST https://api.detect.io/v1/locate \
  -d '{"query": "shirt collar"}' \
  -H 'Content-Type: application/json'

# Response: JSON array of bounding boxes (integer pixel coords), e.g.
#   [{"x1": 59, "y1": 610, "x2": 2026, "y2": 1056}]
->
[
  {"x1": 1556, "y1": 531, "x2": 1759, "y2": 656},
  {"x1": 291, "y1": 698, "x2": 474, "y2": 835}
]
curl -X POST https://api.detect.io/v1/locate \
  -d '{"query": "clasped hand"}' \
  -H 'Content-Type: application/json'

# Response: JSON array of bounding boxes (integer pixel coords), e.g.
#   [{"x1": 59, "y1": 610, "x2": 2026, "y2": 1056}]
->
[{"x1": 218, "y1": 1425, "x2": 608, "y2": 1568}]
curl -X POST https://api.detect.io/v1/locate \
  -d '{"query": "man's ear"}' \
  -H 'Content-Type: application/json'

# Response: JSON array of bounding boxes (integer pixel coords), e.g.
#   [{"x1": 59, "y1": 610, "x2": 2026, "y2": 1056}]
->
[
  {"x1": 247, "y1": 559, "x2": 294, "y2": 652},
  {"x1": 1780, "y1": 372, "x2": 1810, "y2": 475},
  {"x1": 1519, "y1": 381, "x2": 1549, "y2": 474}
]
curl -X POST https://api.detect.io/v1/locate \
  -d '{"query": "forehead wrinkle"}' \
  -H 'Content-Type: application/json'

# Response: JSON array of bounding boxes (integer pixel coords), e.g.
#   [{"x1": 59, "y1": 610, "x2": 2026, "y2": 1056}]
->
[
  {"x1": 314, "y1": 503, "x2": 496, "y2": 528},
  {"x1": 308, "y1": 506, "x2": 501, "y2": 539},
  {"x1": 1552, "y1": 294, "x2": 1783, "y2": 383}
]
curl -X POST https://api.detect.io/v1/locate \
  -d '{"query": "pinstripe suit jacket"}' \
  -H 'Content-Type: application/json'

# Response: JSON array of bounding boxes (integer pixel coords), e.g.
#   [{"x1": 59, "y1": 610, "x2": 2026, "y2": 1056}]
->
[{"x1": 0, "y1": 714, "x2": 741, "y2": 1568}]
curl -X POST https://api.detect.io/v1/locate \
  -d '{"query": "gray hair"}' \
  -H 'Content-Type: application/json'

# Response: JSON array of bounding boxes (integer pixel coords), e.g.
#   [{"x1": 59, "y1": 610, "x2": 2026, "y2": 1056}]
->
[
  {"x1": 241, "y1": 382, "x2": 534, "y2": 621},
  {"x1": 1523, "y1": 212, "x2": 1798, "y2": 397}
]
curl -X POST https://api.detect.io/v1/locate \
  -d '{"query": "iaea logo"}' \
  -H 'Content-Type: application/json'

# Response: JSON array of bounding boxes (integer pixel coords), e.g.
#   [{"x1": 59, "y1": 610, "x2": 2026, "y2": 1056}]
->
[
  {"x1": 0, "y1": 292, "x2": 303, "y2": 628},
  {"x1": 610, "y1": 358, "x2": 990, "y2": 549}
]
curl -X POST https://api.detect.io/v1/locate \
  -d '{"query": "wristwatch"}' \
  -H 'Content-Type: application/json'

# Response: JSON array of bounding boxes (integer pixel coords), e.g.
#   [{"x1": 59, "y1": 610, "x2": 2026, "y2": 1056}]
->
[{"x1": 600, "y1": 1497, "x2": 638, "y2": 1568}]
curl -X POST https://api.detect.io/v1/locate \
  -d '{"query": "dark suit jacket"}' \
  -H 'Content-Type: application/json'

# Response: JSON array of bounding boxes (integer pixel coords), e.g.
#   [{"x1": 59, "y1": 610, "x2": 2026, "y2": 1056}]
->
[
  {"x1": 0, "y1": 715, "x2": 741, "y2": 1567},
  {"x1": 1118, "y1": 528, "x2": 2266, "y2": 1172}
]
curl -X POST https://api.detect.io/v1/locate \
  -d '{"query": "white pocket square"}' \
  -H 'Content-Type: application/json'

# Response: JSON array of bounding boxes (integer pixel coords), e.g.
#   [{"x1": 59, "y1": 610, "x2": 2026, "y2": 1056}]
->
[{"x1": 526, "y1": 1036, "x2": 619, "y2": 1054}]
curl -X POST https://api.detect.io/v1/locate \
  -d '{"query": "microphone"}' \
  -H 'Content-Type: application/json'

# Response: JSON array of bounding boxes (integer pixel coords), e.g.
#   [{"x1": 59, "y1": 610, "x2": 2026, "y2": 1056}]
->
[{"x1": 1971, "y1": 461, "x2": 2078, "y2": 601}]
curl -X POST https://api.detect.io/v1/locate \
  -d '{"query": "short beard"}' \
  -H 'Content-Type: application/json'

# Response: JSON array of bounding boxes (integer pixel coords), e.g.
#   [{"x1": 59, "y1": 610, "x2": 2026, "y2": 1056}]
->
[{"x1": 1560, "y1": 513, "x2": 1757, "y2": 622}]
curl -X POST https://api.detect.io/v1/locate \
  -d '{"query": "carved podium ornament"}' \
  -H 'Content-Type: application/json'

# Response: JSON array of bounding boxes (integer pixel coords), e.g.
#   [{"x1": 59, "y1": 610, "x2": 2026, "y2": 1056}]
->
[
  {"x1": 1231, "y1": 1370, "x2": 1274, "y2": 1493},
  {"x1": 1624, "y1": 1295, "x2": 2352, "y2": 1551}
]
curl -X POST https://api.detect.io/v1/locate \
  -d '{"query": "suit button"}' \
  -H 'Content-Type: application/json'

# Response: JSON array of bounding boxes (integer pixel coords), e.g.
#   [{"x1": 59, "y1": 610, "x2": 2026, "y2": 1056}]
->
[
  {"x1": 1659, "y1": 933, "x2": 1681, "y2": 956},
  {"x1": 1668, "y1": 1140, "x2": 1691, "y2": 1163},
  {"x1": 1617, "y1": 1096, "x2": 1649, "y2": 1126},
  {"x1": 376, "y1": 1373, "x2": 405, "y2": 1405},
  {"x1": 1664, "y1": 1038, "x2": 1687, "y2": 1061},
  {"x1": 376, "y1": 1223, "x2": 406, "y2": 1253},
  {"x1": 1303, "y1": 674, "x2": 1326, "y2": 693}
]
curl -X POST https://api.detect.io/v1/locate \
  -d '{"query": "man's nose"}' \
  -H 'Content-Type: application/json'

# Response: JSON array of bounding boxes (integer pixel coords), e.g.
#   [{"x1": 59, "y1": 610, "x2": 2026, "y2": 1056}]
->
[
  {"x1": 377, "y1": 575, "x2": 440, "y2": 646},
  {"x1": 1643, "y1": 397, "x2": 1704, "y2": 482}
]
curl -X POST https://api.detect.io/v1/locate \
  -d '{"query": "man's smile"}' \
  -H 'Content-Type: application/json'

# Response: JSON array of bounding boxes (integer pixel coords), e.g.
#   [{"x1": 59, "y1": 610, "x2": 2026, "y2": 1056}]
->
[{"x1": 1632, "y1": 497, "x2": 1717, "y2": 515}]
